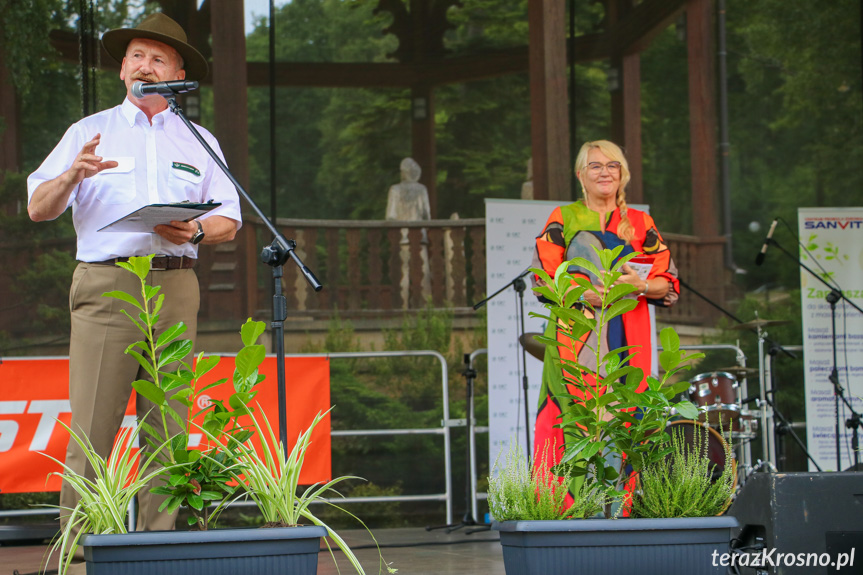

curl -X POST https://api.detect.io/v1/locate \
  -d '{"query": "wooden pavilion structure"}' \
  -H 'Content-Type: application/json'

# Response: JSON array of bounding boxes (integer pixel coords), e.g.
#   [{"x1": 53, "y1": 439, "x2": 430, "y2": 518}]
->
[{"x1": 0, "y1": 0, "x2": 727, "y2": 328}]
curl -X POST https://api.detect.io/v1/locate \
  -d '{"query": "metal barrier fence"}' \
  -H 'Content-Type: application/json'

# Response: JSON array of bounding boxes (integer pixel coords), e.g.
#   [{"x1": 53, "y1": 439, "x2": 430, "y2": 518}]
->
[
  {"x1": 314, "y1": 351, "x2": 454, "y2": 524},
  {"x1": 0, "y1": 350, "x2": 456, "y2": 531},
  {"x1": 1, "y1": 342, "x2": 765, "y2": 531}
]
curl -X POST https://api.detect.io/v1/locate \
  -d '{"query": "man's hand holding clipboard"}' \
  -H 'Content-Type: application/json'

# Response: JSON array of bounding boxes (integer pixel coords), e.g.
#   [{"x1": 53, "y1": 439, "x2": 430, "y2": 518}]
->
[{"x1": 97, "y1": 200, "x2": 222, "y2": 233}]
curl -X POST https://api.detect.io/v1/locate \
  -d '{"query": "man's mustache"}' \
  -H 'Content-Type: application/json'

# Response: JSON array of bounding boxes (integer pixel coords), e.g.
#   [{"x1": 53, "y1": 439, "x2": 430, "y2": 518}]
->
[{"x1": 131, "y1": 73, "x2": 158, "y2": 83}]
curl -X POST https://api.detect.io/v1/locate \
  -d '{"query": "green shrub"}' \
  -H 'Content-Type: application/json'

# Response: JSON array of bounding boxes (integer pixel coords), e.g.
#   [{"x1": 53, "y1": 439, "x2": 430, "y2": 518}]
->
[
  {"x1": 487, "y1": 440, "x2": 606, "y2": 521},
  {"x1": 629, "y1": 423, "x2": 734, "y2": 518}
]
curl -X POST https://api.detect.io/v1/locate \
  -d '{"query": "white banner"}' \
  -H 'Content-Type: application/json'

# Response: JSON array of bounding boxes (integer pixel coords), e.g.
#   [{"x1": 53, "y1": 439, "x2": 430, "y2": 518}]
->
[
  {"x1": 798, "y1": 207, "x2": 863, "y2": 471},
  {"x1": 484, "y1": 199, "x2": 563, "y2": 466}
]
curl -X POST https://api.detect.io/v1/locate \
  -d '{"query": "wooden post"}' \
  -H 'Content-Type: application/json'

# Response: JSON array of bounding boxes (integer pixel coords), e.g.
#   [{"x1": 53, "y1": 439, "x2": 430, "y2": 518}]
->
[
  {"x1": 528, "y1": 0, "x2": 571, "y2": 202},
  {"x1": 621, "y1": 54, "x2": 643, "y2": 204},
  {"x1": 210, "y1": 2, "x2": 255, "y2": 321},
  {"x1": 687, "y1": 0, "x2": 719, "y2": 237},
  {"x1": 687, "y1": 0, "x2": 722, "y2": 317},
  {"x1": 411, "y1": 84, "x2": 437, "y2": 217}
]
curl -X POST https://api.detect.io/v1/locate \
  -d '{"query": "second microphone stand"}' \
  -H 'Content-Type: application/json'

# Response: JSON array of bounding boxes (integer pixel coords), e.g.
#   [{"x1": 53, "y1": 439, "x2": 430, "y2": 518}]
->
[
  {"x1": 473, "y1": 268, "x2": 533, "y2": 452},
  {"x1": 766, "y1": 237, "x2": 861, "y2": 471}
]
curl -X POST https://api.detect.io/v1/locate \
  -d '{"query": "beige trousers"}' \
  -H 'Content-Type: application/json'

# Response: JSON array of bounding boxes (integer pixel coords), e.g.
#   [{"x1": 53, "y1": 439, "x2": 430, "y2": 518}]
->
[{"x1": 61, "y1": 262, "x2": 199, "y2": 534}]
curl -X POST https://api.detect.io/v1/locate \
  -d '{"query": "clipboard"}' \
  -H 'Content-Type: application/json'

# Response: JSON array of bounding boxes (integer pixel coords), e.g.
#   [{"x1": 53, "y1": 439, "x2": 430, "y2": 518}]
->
[{"x1": 98, "y1": 201, "x2": 221, "y2": 233}]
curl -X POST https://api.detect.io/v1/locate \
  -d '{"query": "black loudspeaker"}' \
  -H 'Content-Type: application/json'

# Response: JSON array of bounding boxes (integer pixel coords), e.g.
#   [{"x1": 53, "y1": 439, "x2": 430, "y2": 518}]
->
[{"x1": 727, "y1": 472, "x2": 863, "y2": 574}]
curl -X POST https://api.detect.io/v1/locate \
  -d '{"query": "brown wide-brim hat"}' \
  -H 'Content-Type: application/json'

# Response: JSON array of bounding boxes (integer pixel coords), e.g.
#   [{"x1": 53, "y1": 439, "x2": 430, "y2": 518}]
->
[{"x1": 102, "y1": 12, "x2": 208, "y2": 81}]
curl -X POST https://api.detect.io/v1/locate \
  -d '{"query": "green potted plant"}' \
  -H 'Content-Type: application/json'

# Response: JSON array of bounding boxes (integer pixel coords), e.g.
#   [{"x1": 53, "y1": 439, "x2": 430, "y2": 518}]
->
[
  {"x1": 45, "y1": 255, "x2": 394, "y2": 575},
  {"x1": 489, "y1": 246, "x2": 738, "y2": 575}
]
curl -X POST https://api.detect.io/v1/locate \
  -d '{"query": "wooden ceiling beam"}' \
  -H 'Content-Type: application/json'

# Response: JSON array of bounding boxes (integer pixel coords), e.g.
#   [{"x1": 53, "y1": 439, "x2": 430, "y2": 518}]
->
[
  {"x1": 612, "y1": 0, "x2": 686, "y2": 55},
  {"x1": 244, "y1": 35, "x2": 608, "y2": 90},
  {"x1": 49, "y1": 0, "x2": 684, "y2": 91}
]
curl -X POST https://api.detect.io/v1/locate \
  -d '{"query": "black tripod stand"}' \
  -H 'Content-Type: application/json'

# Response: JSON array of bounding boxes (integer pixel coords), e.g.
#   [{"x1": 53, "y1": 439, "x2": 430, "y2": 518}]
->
[{"x1": 427, "y1": 352, "x2": 491, "y2": 533}]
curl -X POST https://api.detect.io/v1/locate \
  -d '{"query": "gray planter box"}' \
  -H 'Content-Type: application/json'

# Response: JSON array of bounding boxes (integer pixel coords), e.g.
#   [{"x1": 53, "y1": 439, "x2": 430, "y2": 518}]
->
[
  {"x1": 494, "y1": 516, "x2": 739, "y2": 575},
  {"x1": 81, "y1": 525, "x2": 327, "y2": 575}
]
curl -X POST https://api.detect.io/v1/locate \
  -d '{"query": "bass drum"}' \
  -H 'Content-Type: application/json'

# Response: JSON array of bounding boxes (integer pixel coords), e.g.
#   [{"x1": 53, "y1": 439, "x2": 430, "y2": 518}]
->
[{"x1": 665, "y1": 420, "x2": 738, "y2": 495}]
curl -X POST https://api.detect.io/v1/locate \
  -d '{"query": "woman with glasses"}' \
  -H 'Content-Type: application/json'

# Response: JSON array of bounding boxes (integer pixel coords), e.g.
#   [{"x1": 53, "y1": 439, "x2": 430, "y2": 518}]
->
[{"x1": 530, "y1": 140, "x2": 680, "y2": 505}]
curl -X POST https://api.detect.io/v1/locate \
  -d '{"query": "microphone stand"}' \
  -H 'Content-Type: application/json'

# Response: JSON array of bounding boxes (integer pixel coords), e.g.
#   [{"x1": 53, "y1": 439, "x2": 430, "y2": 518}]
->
[
  {"x1": 763, "y1": 344, "x2": 822, "y2": 471},
  {"x1": 473, "y1": 268, "x2": 533, "y2": 452},
  {"x1": 167, "y1": 97, "x2": 323, "y2": 457},
  {"x1": 763, "y1": 237, "x2": 861, "y2": 471},
  {"x1": 426, "y1": 352, "x2": 491, "y2": 534}
]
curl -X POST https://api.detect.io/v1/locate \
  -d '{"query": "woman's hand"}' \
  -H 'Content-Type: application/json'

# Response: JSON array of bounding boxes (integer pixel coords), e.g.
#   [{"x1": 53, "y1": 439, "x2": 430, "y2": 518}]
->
[{"x1": 613, "y1": 264, "x2": 647, "y2": 293}]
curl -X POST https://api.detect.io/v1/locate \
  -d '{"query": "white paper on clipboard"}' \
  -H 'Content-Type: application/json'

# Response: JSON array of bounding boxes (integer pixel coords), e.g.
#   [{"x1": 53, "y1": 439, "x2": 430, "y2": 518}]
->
[{"x1": 98, "y1": 201, "x2": 221, "y2": 233}]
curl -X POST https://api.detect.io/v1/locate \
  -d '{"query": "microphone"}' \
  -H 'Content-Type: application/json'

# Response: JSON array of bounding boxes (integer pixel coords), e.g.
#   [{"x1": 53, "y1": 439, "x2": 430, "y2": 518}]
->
[
  {"x1": 131, "y1": 80, "x2": 199, "y2": 99},
  {"x1": 754, "y1": 218, "x2": 779, "y2": 266}
]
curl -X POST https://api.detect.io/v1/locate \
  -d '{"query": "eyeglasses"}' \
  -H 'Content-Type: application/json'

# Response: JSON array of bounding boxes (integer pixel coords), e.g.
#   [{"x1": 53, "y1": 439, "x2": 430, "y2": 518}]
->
[{"x1": 586, "y1": 161, "x2": 622, "y2": 175}]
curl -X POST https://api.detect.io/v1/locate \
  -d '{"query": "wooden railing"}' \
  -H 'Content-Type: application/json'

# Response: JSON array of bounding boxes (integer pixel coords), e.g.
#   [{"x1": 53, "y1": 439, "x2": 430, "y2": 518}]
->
[
  {"x1": 239, "y1": 217, "x2": 488, "y2": 317},
  {"x1": 196, "y1": 218, "x2": 730, "y2": 325},
  {"x1": 0, "y1": 219, "x2": 730, "y2": 340}
]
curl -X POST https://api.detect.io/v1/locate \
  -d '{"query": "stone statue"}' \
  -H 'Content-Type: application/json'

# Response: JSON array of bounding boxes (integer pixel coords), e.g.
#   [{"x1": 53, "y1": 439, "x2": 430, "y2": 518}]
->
[
  {"x1": 385, "y1": 158, "x2": 431, "y2": 307},
  {"x1": 386, "y1": 158, "x2": 431, "y2": 222}
]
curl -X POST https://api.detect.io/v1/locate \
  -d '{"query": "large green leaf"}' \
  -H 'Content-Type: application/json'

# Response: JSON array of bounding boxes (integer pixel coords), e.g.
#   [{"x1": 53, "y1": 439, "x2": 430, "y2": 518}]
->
[
  {"x1": 169, "y1": 474, "x2": 190, "y2": 486},
  {"x1": 235, "y1": 344, "x2": 266, "y2": 381},
  {"x1": 158, "y1": 339, "x2": 193, "y2": 369},
  {"x1": 581, "y1": 440, "x2": 605, "y2": 459},
  {"x1": 532, "y1": 285, "x2": 557, "y2": 302},
  {"x1": 530, "y1": 267, "x2": 553, "y2": 287},
  {"x1": 132, "y1": 379, "x2": 165, "y2": 406},
  {"x1": 604, "y1": 298, "x2": 639, "y2": 322},
  {"x1": 102, "y1": 290, "x2": 143, "y2": 311},
  {"x1": 659, "y1": 327, "x2": 679, "y2": 352},
  {"x1": 155, "y1": 323, "x2": 187, "y2": 348},
  {"x1": 565, "y1": 257, "x2": 601, "y2": 282},
  {"x1": 675, "y1": 400, "x2": 700, "y2": 420},
  {"x1": 240, "y1": 319, "x2": 267, "y2": 347},
  {"x1": 659, "y1": 349, "x2": 682, "y2": 372}
]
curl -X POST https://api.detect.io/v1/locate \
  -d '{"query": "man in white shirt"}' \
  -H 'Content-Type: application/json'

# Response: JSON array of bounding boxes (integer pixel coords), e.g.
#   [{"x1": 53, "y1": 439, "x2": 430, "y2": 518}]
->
[{"x1": 27, "y1": 13, "x2": 241, "y2": 534}]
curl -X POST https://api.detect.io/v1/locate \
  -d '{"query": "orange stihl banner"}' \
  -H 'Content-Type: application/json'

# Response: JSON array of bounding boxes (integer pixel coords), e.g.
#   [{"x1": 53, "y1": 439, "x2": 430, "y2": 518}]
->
[{"x1": 0, "y1": 356, "x2": 331, "y2": 494}]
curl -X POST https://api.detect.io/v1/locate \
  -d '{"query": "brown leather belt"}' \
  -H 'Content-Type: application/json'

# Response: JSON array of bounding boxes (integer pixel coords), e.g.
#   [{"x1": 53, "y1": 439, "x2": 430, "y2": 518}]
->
[{"x1": 89, "y1": 256, "x2": 196, "y2": 270}]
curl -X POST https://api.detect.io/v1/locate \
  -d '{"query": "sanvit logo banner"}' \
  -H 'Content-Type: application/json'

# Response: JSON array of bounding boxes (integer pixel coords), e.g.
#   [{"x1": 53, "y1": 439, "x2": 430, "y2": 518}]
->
[{"x1": 0, "y1": 356, "x2": 330, "y2": 493}]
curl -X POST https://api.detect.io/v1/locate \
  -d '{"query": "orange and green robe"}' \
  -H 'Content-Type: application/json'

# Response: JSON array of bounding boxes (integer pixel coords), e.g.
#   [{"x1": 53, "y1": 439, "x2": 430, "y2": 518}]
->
[{"x1": 530, "y1": 201, "x2": 679, "y2": 500}]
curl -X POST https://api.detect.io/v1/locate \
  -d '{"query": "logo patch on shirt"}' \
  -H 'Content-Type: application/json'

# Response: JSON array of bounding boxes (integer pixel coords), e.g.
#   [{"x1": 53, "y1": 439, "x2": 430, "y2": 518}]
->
[{"x1": 172, "y1": 162, "x2": 201, "y2": 177}]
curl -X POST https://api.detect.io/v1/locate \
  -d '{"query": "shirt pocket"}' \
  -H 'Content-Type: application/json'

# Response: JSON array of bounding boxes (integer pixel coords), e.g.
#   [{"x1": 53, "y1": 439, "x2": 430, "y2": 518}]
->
[
  {"x1": 94, "y1": 157, "x2": 136, "y2": 205},
  {"x1": 168, "y1": 163, "x2": 205, "y2": 201}
]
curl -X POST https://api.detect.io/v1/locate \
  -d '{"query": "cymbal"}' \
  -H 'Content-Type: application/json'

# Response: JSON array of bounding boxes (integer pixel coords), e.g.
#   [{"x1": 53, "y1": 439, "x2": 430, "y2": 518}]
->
[
  {"x1": 731, "y1": 318, "x2": 790, "y2": 331},
  {"x1": 715, "y1": 366, "x2": 759, "y2": 378},
  {"x1": 518, "y1": 332, "x2": 546, "y2": 361}
]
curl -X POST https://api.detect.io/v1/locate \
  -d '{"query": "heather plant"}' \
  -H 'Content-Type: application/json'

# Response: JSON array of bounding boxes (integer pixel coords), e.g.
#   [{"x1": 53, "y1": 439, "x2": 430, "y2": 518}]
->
[
  {"x1": 629, "y1": 423, "x2": 734, "y2": 518},
  {"x1": 488, "y1": 440, "x2": 606, "y2": 521}
]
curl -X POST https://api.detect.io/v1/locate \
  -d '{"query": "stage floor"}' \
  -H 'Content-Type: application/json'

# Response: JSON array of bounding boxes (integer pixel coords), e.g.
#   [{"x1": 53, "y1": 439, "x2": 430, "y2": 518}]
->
[{"x1": 1, "y1": 526, "x2": 507, "y2": 575}]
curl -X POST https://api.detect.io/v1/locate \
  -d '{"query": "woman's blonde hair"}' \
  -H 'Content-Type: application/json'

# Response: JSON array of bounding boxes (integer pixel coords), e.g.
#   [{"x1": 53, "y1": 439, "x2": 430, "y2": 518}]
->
[{"x1": 574, "y1": 140, "x2": 634, "y2": 242}]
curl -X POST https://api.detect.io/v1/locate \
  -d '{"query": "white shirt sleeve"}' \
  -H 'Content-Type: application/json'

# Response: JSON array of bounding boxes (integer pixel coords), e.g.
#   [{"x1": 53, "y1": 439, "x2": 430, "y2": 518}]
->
[{"x1": 26, "y1": 123, "x2": 86, "y2": 210}]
